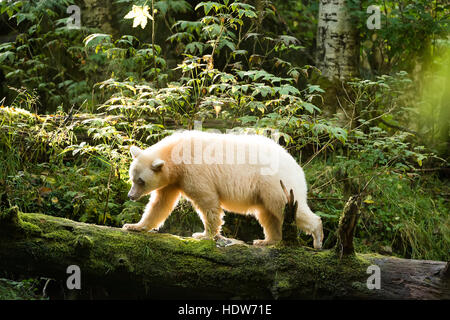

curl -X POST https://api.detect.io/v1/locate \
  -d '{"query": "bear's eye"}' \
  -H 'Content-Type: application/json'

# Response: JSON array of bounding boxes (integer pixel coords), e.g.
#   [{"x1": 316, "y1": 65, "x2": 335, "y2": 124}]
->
[{"x1": 137, "y1": 178, "x2": 145, "y2": 186}]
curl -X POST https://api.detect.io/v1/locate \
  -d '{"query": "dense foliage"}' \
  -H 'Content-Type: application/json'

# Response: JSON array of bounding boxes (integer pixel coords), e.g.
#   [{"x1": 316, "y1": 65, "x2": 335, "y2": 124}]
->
[{"x1": 0, "y1": 0, "x2": 448, "y2": 269}]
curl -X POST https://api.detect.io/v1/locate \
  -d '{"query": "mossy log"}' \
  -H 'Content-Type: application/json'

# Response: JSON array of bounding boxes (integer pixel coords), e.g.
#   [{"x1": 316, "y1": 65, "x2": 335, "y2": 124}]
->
[{"x1": 0, "y1": 207, "x2": 449, "y2": 299}]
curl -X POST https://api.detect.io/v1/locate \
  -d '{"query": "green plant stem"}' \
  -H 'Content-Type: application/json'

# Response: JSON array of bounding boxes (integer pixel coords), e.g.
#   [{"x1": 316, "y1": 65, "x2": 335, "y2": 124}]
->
[{"x1": 103, "y1": 164, "x2": 114, "y2": 225}]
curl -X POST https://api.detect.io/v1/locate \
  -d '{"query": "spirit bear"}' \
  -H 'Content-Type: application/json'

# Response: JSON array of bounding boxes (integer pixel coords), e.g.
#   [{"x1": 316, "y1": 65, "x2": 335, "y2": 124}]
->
[{"x1": 123, "y1": 131, "x2": 323, "y2": 248}]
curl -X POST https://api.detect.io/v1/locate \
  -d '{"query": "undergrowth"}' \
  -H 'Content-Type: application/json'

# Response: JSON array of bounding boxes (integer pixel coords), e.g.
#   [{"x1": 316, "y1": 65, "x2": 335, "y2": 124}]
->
[{"x1": 0, "y1": 104, "x2": 448, "y2": 261}]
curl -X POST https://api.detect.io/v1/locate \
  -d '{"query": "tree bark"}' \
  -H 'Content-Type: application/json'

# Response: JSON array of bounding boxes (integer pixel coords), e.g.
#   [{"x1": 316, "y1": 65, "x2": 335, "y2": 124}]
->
[
  {"x1": 0, "y1": 207, "x2": 449, "y2": 300},
  {"x1": 81, "y1": 0, "x2": 115, "y2": 34},
  {"x1": 316, "y1": 0, "x2": 359, "y2": 80},
  {"x1": 335, "y1": 195, "x2": 361, "y2": 257},
  {"x1": 280, "y1": 181, "x2": 299, "y2": 245}
]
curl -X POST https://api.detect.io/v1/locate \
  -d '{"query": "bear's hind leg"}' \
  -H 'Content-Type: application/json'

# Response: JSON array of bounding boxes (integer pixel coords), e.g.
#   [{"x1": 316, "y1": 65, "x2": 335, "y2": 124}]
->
[{"x1": 253, "y1": 208, "x2": 282, "y2": 246}]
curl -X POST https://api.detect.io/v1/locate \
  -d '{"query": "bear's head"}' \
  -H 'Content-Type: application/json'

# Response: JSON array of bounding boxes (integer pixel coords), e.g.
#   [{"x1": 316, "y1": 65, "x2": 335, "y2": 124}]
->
[{"x1": 127, "y1": 146, "x2": 169, "y2": 201}]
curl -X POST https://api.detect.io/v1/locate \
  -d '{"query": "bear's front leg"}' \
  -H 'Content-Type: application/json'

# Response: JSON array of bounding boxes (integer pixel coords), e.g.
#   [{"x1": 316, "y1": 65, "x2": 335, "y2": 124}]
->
[
  {"x1": 122, "y1": 185, "x2": 180, "y2": 232},
  {"x1": 192, "y1": 204, "x2": 224, "y2": 241},
  {"x1": 122, "y1": 222, "x2": 149, "y2": 232}
]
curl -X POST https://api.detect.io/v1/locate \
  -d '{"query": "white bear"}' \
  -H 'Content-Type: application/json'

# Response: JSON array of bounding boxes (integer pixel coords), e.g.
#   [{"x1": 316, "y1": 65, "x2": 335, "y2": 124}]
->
[{"x1": 123, "y1": 130, "x2": 323, "y2": 248}]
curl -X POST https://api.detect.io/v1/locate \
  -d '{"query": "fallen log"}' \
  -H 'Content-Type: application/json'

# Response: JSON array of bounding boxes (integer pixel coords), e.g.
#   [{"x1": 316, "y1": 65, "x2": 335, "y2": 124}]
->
[{"x1": 0, "y1": 206, "x2": 449, "y2": 299}]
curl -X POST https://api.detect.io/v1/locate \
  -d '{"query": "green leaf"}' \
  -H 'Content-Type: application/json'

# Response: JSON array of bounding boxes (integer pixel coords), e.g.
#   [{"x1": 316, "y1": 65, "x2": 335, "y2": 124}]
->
[
  {"x1": 301, "y1": 102, "x2": 320, "y2": 114},
  {"x1": 0, "y1": 51, "x2": 15, "y2": 64},
  {"x1": 195, "y1": 2, "x2": 224, "y2": 15},
  {"x1": 277, "y1": 84, "x2": 300, "y2": 96},
  {"x1": 84, "y1": 34, "x2": 112, "y2": 47},
  {"x1": 13, "y1": 12, "x2": 36, "y2": 25},
  {"x1": 185, "y1": 42, "x2": 204, "y2": 54},
  {"x1": 239, "y1": 115, "x2": 258, "y2": 124},
  {"x1": 307, "y1": 85, "x2": 325, "y2": 93}
]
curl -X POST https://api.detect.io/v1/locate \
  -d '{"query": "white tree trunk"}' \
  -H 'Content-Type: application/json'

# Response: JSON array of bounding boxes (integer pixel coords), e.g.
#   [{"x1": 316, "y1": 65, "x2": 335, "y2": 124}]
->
[
  {"x1": 82, "y1": 0, "x2": 114, "y2": 34},
  {"x1": 316, "y1": 0, "x2": 359, "y2": 80}
]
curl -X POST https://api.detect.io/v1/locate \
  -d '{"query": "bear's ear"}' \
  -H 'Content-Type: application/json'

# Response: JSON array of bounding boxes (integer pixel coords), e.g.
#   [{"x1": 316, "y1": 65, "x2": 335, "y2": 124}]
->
[
  {"x1": 130, "y1": 146, "x2": 142, "y2": 159},
  {"x1": 151, "y1": 159, "x2": 165, "y2": 171}
]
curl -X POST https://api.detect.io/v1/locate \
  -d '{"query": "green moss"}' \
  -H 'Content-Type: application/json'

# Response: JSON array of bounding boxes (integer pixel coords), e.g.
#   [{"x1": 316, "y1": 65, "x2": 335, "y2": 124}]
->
[
  {"x1": 0, "y1": 278, "x2": 45, "y2": 300},
  {"x1": 0, "y1": 206, "x2": 20, "y2": 226},
  {"x1": 0, "y1": 207, "x2": 42, "y2": 237},
  {"x1": 42, "y1": 230, "x2": 73, "y2": 240},
  {"x1": 270, "y1": 272, "x2": 294, "y2": 299},
  {"x1": 72, "y1": 235, "x2": 93, "y2": 256},
  {"x1": 3, "y1": 211, "x2": 377, "y2": 299},
  {"x1": 19, "y1": 221, "x2": 42, "y2": 235}
]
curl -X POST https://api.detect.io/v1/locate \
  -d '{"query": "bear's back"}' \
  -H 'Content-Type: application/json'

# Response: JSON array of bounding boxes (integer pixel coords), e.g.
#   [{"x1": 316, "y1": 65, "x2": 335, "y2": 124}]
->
[{"x1": 160, "y1": 131, "x2": 306, "y2": 199}]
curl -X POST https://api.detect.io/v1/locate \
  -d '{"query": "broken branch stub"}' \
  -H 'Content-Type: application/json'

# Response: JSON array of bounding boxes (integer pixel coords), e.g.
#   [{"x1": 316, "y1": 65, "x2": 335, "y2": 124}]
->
[
  {"x1": 280, "y1": 180, "x2": 299, "y2": 244},
  {"x1": 335, "y1": 195, "x2": 361, "y2": 258}
]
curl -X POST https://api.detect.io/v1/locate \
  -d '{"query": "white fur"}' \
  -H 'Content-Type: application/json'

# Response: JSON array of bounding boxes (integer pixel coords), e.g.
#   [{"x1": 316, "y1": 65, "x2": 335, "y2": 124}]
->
[{"x1": 123, "y1": 131, "x2": 323, "y2": 248}]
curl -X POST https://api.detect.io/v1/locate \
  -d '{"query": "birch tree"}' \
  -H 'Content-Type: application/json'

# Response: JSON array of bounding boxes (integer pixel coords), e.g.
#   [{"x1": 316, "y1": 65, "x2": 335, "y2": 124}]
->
[
  {"x1": 82, "y1": 0, "x2": 114, "y2": 34},
  {"x1": 316, "y1": 0, "x2": 359, "y2": 80}
]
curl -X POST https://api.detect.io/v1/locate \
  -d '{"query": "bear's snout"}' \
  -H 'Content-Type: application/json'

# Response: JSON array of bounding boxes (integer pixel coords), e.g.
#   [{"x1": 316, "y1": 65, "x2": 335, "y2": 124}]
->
[{"x1": 128, "y1": 191, "x2": 138, "y2": 201}]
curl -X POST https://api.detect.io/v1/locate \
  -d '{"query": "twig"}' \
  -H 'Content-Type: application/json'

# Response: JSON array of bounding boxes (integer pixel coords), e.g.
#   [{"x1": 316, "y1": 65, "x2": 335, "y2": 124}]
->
[
  {"x1": 103, "y1": 164, "x2": 114, "y2": 224},
  {"x1": 379, "y1": 118, "x2": 420, "y2": 136},
  {"x1": 152, "y1": 0, "x2": 157, "y2": 87},
  {"x1": 413, "y1": 167, "x2": 449, "y2": 172}
]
